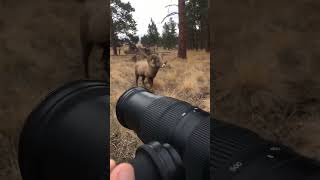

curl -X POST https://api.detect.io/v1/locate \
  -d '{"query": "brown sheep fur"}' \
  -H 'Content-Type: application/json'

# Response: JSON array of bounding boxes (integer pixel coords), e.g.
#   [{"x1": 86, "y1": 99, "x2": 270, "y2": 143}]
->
[{"x1": 135, "y1": 54, "x2": 165, "y2": 89}]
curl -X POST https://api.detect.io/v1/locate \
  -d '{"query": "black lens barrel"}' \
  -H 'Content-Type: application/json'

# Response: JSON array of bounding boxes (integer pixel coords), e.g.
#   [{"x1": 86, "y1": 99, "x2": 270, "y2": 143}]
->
[
  {"x1": 19, "y1": 80, "x2": 109, "y2": 180},
  {"x1": 116, "y1": 87, "x2": 210, "y2": 180},
  {"x1": 212, "y1": 120, "x2": 320, "y2": 180},
  {"x1": 116, "y1": 87, "x2": 162, "y2": 131}
]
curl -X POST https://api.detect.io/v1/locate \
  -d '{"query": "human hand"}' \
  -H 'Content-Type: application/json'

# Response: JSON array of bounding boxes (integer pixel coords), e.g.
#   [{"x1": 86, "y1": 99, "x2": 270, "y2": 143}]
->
[{"x1": 110, "y1": 159, "x2": 135, "y2": 180}]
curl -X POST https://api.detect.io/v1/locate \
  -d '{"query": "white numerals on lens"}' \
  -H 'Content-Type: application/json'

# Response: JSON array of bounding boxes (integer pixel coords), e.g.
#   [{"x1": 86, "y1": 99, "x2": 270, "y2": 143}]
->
[{"x1": 229, "y1": 161, "x2": 243, "y2": 172}]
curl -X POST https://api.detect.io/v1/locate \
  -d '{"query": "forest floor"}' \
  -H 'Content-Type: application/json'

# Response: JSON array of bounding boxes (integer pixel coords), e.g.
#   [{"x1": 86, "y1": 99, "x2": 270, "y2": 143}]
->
[{"x1": 215, "y1": 52, "x2": 320, "y2": 161}]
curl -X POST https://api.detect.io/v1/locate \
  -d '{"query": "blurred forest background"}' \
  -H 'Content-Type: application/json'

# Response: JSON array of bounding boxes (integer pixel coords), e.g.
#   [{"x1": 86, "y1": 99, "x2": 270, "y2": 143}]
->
[
  {"x1": 213, "y1": 0, "x2": 320, "y2": 160},
  {"x1": 0, "y1": 0, "x2": 105, "y2": 179}
]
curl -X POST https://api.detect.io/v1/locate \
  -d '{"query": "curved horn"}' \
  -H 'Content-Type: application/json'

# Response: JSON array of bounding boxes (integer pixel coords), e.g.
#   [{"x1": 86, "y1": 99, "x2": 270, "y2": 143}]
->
[{"x1": 147, "y1": 55, "x2": 153, "y2": 63}]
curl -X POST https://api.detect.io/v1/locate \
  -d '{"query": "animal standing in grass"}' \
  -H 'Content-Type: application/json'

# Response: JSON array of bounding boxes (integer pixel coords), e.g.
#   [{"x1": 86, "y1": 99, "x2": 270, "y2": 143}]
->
[
  {"x1": 135, "y1": 54, "x2": 166, "y2": 89},
  {"x1": 80, "y1": 0, "x2": 109, "y2": 79}
]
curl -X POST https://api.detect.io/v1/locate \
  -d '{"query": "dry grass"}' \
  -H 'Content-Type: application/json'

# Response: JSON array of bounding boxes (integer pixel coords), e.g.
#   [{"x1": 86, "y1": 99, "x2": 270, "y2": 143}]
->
[
  {"x1": 0, "y1": 1, "x2": 105, "y2": 179},
  {"x1": 110, "y1": 49, "x2": 210, "y2": 162},
  {"x1": 216, "y1": 53, "x2": 320, "y2": 160}
]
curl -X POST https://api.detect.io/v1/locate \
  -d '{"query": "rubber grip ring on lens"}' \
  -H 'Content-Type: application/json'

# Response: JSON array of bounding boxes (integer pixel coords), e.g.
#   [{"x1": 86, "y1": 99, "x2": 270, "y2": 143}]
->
[{"x1": 136, "y1": 142, "x2": 184, "y2": 180}]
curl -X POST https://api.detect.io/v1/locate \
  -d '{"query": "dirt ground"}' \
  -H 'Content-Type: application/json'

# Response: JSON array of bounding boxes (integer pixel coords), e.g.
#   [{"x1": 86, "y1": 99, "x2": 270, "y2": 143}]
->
[
  {"x1": 110, "y1": 49, "x2": 210, "y2": 162},
  {"x1": 0, "y1": 0, "x2": 105, "y2": 179}
]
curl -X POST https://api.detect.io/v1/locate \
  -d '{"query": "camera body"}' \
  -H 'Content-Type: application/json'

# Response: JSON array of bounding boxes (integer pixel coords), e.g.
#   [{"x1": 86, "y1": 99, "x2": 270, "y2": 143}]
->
[{"x1": 212, "y1": 120, "x2": 320, "y2": 180}]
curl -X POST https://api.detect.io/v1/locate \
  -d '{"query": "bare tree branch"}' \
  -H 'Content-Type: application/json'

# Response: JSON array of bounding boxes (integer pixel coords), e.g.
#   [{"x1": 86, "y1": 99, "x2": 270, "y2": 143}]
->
[
  {"x1": 165, "y1": 4, "x2": 178, "y2": 8},
  {"x1": 161, "y1": 12, "x2": 178, "y2": 23}
]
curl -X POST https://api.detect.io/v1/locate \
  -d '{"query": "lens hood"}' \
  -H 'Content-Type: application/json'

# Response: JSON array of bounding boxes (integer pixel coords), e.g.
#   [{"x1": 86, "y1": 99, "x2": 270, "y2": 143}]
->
[{"x1": 18, "y1": 80, "x2": 109, "y2": 180}]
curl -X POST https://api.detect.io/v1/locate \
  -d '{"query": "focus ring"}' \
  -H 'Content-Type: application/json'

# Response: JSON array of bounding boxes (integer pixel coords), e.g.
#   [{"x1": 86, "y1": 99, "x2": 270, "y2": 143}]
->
[{"x1": 139, "y1": 97, "x2": 192, "y2": 144}]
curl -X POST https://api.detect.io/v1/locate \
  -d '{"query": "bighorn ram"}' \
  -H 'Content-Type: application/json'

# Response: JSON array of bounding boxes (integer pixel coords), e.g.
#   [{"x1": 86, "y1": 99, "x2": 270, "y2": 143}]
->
[
  {"x1": 80, "y1": 0, "x2": 109, "y2": 79},
  {"x1": 135, "y1": 54, "x2": 166, "y2": 89}
]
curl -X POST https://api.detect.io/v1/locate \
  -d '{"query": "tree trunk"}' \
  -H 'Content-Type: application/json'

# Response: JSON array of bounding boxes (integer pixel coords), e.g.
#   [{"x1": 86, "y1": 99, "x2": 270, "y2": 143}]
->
[
  {"x1": 111, "y1": 22, "x2": 118, "y2": 56},
  {"x1": 178, "y1": 0, "x2": 187, "y2": 59},
  {"x1": 113, "y1": 46, "x2": 118, "y2": 56},
  {"x1": 207, "y1": 0, "x2": 211, "y2": 52},
  {"x1": 206, "y1": 25, "x2": 210, "y2": 52},
  {"x1": 195, "y1": 29, "x2": 199, "y2": 50}
]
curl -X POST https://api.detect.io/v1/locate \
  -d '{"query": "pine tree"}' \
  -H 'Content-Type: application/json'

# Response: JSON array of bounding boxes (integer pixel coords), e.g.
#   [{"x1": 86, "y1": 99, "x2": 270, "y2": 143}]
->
[
  {"x1": 141, "y1": 35, "x2": 150, "y2": 47},
  {"x1": 111, "y1": 0, "x2": 137, "y2": 55},
  {"x1": 178, "y1": 0, "x2": 187, "y2": 59},
  {"x1": 147, "y1": 19, "x2": 160, "y2": 47},
  {"x1": 161, "y1": 22, "x2": 170, "y2": 49},
  {"x1": 161, "y1": 18, "x2": 178, "y2": 49},
  {"x1": 185, "y1": 0, "x2": 209, "y2": 50},
  {"x1": 141, "y1": 19, "x2": 160, "y2": 49}
]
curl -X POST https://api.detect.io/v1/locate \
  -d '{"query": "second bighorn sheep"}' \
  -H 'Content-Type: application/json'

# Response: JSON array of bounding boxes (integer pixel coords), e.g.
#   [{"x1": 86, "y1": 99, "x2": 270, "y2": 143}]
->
[{"x1": 135, "y1": 54, "x2": 166, "y2": 89}]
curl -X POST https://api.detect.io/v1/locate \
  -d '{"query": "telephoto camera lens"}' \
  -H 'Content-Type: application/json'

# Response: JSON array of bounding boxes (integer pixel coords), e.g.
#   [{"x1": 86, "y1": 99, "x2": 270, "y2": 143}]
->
[
  {"x1": 116, "y1": 87, "x2": 210, "y2": 180},
  {"x1": 212, "y1": 120, "x2": 320, "y2": 180},
  {"x1": 18, "y1": 80, "x2": 109, "y2": 180}
]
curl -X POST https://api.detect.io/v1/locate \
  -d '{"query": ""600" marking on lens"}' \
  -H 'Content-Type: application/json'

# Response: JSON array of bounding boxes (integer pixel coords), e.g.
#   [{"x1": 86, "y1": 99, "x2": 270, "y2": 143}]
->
[{"x1": 229, "y1": 161, "x2": 243, "y2": 172}]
